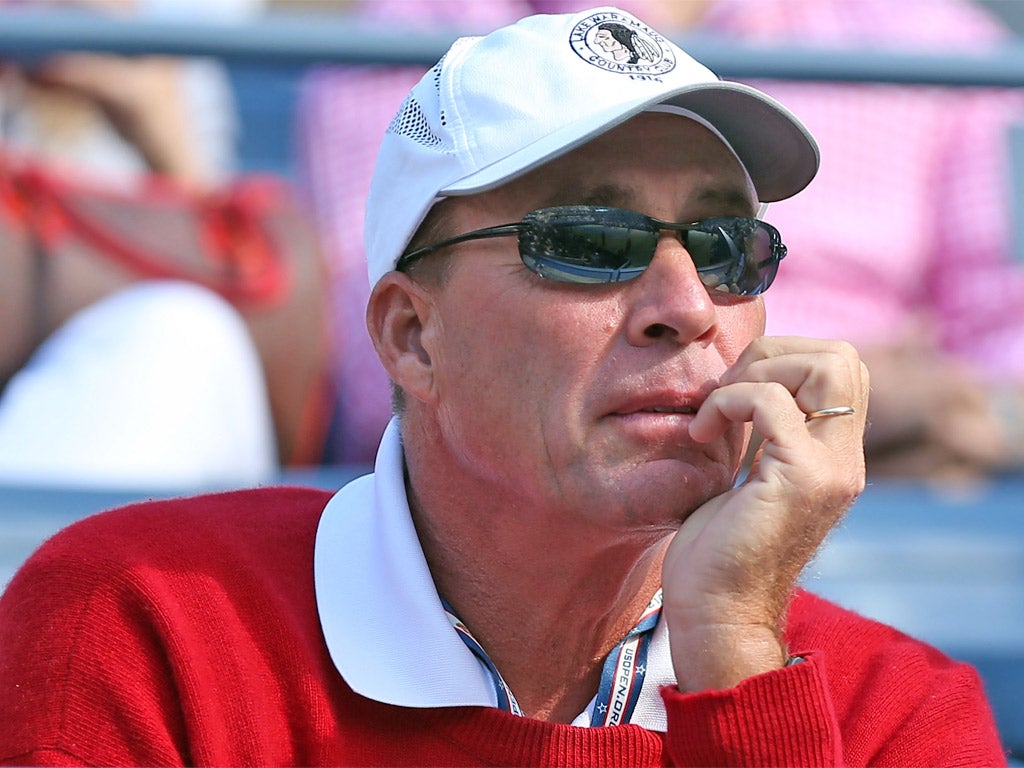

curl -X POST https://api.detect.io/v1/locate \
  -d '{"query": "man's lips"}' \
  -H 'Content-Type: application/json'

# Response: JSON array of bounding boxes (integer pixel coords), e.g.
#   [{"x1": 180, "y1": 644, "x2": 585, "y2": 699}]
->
[
  {"x1": 609, "y1": 391, "x2": 706, "y2": 418},
  {"x1": 605, "y1": 400, "x2": 701, "y2": 451},
  {"x1": 603, "y1": 378, "x2": 719, "y2": 421},
  {"x1": 633, "y1": 404, "x2": 698, "y2": 415}
]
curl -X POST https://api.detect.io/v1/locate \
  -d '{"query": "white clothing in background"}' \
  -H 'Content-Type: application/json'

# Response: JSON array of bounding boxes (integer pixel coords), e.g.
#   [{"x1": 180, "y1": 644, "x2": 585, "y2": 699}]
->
[{"x1": 0, "y1": 281, "x2": 276, "y2": 490}]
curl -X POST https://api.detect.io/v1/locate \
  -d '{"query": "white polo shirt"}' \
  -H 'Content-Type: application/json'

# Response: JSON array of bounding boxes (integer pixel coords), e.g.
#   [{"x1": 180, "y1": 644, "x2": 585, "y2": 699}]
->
[{"x1": 315, "y1": 418, "x2": 674, "y2": 730}]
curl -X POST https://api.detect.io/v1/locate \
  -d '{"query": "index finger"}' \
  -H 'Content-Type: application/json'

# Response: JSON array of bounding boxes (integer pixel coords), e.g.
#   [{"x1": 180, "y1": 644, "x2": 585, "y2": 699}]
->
[{"x1": 721, "y1": 336, "x2": 869, "y2": 418}]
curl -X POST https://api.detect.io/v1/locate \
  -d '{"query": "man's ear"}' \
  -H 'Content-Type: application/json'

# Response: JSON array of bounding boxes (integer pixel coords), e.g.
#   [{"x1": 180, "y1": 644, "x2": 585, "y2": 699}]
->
[{"x1": 366, "y1": 272, "x2": 439, "y2": 404}]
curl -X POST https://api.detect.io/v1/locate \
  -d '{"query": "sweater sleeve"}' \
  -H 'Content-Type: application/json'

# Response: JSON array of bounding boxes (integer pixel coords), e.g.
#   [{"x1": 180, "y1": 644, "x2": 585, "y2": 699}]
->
[
  {"x1": 660, "y1": 645, "x2": 1007, "y2": 767},
  {"x1": 660, "y1": 653, "x2": 842, "y2": 766}
]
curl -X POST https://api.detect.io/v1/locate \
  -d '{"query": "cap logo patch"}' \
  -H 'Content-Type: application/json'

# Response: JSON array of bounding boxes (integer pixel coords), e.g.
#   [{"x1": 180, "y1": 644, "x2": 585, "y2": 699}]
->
[{"x1": 570, "y1": 11, "x2": 676, "y2": 77}]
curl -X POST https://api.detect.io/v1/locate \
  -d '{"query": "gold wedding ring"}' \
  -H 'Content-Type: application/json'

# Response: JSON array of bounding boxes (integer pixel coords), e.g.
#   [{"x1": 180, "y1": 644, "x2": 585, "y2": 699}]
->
[{"x1": 804, "y1": 406, "x2": 856, "y2": 422}]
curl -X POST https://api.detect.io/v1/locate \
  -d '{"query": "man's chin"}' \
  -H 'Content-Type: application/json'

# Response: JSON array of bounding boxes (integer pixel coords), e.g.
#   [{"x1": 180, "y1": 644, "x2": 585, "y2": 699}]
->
[{"x1": 605, "y1": 456, "x2": 736, "y2": 517}]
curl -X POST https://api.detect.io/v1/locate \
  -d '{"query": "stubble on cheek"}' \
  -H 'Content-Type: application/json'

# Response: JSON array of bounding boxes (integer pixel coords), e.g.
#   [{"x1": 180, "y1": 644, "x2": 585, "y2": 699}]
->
[{"x1": 552, "y1": 420, "x2": 743, "y2": 531}]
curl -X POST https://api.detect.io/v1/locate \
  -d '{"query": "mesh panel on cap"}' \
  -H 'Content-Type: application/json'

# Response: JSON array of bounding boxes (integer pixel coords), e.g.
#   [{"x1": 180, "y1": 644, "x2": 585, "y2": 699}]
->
[
  {"x1": 387, "y1": 96, "x2": 446, "y2": 149},
  {"x1": 386, "y1": 59, "x2": 455, "y2": 152}
]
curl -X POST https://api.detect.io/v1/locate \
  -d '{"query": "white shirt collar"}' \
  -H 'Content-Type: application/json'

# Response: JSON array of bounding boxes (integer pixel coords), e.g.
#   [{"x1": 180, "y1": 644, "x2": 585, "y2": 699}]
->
[{"x1": 314, "y1": 417, "x2": 673, "y2": 730}]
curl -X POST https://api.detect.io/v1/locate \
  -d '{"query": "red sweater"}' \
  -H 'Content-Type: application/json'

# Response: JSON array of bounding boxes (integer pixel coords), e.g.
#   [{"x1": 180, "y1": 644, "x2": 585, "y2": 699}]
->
[{"x1": 0, "y1": 487, "x2": 1006, "y2": 767}]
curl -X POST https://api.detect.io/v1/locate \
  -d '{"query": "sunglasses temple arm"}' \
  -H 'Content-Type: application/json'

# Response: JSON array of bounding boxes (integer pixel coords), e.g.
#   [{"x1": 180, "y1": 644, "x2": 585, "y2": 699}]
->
[{"x1": 399, "y1": 223, "x2": 525, "y2": 268}]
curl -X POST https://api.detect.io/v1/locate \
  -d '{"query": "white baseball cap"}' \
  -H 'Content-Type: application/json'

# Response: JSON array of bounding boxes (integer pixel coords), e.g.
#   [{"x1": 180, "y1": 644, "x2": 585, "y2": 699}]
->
[{"x1": 365, "y1": 6, "x2": 819, "y2": 285}]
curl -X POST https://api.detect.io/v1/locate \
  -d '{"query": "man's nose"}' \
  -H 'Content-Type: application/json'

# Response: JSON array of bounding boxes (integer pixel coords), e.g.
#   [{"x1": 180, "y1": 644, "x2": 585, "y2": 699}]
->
[{"x1": 622, "y1": 234, "x2": 718, "y2": 347}]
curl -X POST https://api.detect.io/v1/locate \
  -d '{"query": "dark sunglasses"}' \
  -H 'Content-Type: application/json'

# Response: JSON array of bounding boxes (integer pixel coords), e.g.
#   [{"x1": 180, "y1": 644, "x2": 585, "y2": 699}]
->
[{"x1": 397, "y1": 205, "x2": 786, "y2": 295}]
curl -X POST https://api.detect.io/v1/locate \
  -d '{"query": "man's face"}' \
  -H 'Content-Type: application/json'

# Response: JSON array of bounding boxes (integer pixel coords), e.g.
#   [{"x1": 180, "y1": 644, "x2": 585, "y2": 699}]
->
[
  {"x1": 594, "y1": 29, "x2": 624, "y2": 57},
  {"x1": 418, "y1": 112, "x2": 766, "y2": 533}
]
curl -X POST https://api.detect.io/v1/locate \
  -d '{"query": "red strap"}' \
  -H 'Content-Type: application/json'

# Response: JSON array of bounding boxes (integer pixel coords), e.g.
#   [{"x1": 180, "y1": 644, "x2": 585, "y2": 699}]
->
[{"x1": 1, "y1": 150, "x2": 289, "y2": 306}]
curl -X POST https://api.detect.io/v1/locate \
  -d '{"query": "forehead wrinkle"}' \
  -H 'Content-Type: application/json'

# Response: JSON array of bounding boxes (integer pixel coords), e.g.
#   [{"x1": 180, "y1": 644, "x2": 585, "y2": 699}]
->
[{"x1": 538, "y1": 181, "x2": 755, "y2": 220}]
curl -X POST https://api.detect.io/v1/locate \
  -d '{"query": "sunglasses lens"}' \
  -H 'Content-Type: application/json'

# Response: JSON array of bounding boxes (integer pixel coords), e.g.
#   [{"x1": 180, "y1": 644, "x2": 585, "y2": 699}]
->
[
  {"x1": 516, "y1": 207, "x2": 782, "y2": 294},
  {"x1": 686, "y1": 218, "x2": 781, "y2": 295},
  {"x1": 519, "y1": 208, "x2": 658, "y2": 283}
]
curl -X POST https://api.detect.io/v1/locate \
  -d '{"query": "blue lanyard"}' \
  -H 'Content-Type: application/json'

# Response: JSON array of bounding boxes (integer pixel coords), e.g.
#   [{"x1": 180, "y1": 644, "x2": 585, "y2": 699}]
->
[
  {"x1": 442, "y1": 589, "x2": 662, "y2": 726},
  {"x1": 591, "y1": 589, "x2": 662, "y2": 726},
  {"x1": 443, "y1": 606, "x2": 525, "y2": 715}
]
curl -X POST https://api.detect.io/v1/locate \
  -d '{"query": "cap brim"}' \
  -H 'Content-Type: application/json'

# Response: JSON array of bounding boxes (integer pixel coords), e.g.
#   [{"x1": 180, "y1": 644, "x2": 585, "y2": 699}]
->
[{"x1": 442, "y1": 80, "x2": 819, "y2": 203}]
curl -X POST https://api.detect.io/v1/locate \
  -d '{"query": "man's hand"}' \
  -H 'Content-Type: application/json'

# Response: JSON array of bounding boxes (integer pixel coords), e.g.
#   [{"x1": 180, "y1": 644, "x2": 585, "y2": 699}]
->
[{"x1": 662, "y1": 337, "x2": 869, "y2": 692}]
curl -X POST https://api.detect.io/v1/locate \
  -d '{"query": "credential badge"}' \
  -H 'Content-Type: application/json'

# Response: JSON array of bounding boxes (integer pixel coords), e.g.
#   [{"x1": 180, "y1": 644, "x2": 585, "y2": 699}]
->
[{"x1": 569, "y1": 11, "x2": 676, "y2": 76}]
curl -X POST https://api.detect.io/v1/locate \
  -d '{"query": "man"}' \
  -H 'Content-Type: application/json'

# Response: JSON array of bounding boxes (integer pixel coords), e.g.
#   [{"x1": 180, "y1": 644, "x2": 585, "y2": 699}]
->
[{"x1": 0, "y1": 6, "x2": 1005, "y2": 766}]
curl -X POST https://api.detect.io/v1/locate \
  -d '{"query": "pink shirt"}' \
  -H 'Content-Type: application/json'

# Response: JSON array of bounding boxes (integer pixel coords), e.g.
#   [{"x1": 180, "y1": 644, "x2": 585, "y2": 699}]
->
[
  {"x1": 701, "y1": 0, "x2": 1024, "y2": 381},
  {"x1": 295, "y1": 0, "x2": 1024, "y2": 462}
]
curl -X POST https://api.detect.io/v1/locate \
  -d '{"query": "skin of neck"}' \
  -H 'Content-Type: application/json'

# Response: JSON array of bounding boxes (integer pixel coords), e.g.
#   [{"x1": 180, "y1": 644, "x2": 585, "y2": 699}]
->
[{"x1": 400, "y1": 409, "x2": 671, "y2": 723}]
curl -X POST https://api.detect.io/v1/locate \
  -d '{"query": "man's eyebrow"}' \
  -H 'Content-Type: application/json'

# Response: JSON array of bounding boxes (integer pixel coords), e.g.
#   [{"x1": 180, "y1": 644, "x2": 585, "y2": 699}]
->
[
  {"x1": 540, "y1": 184, "x2": 637, "y2": 209},
  {"x1": 693, "y1": 186, "x2": 757, "y2": 214}
]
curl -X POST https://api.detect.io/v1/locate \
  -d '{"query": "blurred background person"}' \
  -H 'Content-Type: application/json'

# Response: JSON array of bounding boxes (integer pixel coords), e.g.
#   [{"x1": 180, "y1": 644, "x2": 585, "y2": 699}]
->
[
  {"x1": 0, "y1": 0, "x2": 244, "y2": 188},
  {"x1": 0, "y1": 0, "x2": 329, "y2": 489},
  {"x1": 647, "y1": 0, "x2": 1024, "y2": 481},
  {"x1": 296, "y1": 0, "x2": 1024, "y2": 480}
]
